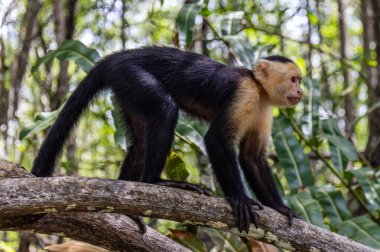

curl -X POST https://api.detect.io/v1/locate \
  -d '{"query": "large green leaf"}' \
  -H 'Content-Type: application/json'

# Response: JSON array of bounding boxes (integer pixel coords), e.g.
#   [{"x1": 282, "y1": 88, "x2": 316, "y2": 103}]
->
[
  {"x1": 224, "y1": 37, "x2": 276, "y2": 68},
  {"x1": 322, "y1": 118, "x2": 357, "y2": 173},
  {"x1": 169, "y1": 229, "x2": 206, "y2": 252},
  {"x1": 111, "y1": 108, "x2": 126, "y2": 148},
  {"x1": 347, "y1": 168, "x2": 380, "y2": 213},
  {"x1": 207, "y1": 229, "x2": 249, "y2": 252},
  {"x1": 32, "y1": 40, "x2": 100, "y2": 73},
  {"x1": 338, "y1": 215, "x2": 380, "y2": 249},
  {"x1": 175, "y1": 118, "x2": 207, "y2": 156},
  {"x1": 305, "y1": 78, "x2": 320, "y2": 145},
  {"x1": 212, "y1": 11, "x2": 244, "y2": 36},
  {"x1": 287, "y1": 192, "x2": 328, "y2": 229},
  {"x1": 176, "y1": 3, "x2": 203, "y2": 48},
  {"x1": 165, "y1": 152, "x2": 190, "y2": 181},
  {"x1": 315, "y1": 189, "x2": 352, "y2": 227},
  {"x1": 223, "y1": 36, "x2": 256, "y2": 68},
  {"x1": 19, "y1": 109, "x2": 62, "y2": 140},
  {"x1": 272, "y1": 114, "x2": 314, "y2": 193}
]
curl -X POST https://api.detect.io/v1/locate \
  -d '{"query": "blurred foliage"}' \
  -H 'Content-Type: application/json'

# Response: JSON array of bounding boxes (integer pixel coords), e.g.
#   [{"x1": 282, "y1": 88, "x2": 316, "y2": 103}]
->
[{"x1": 1, "y1": 0, "x2": 380, "y2": 250}]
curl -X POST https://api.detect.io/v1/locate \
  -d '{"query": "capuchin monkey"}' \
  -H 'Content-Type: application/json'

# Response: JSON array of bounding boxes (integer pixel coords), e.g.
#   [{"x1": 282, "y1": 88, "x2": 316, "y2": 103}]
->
[{"x1": 32, "y1": 47, "x2": 303, "y2": 233}]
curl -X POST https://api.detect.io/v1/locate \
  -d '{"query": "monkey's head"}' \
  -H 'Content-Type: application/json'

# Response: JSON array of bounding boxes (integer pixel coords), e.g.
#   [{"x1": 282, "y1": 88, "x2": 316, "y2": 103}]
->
[{"x1": 253, "y1": 56, "x2": 303, "y2": 107}]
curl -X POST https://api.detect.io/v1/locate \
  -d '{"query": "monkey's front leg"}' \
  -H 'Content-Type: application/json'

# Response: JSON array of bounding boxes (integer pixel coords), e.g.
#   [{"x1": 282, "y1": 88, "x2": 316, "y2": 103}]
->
[
  {"x1": 204, "y1": 128, "x2": 262, "y2": 233},
  {"x1": 239, "y1": 138, "x2": 299, "y2": 226}
]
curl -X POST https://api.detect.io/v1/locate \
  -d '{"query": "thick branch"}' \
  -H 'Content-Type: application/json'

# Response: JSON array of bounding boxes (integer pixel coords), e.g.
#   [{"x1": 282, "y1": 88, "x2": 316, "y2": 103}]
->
[
  {"x1": 0, "y1": 160, "x2": 376, "y2": 252},
  {"x1": 0, "y1": 160, "x2": 189, "y2": 252}
]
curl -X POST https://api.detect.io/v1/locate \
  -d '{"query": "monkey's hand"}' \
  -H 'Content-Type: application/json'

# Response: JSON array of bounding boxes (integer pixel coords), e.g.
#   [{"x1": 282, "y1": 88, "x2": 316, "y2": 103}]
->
[
  {"x1": 128, "y1": 215, "x2": 147, "y2": 233},
  {"x1": 228, "y1": 196, "x2": 263, "y2": 233},
  {"x1": 273, "y1": 205, "x2": 300, "y2": 226}
]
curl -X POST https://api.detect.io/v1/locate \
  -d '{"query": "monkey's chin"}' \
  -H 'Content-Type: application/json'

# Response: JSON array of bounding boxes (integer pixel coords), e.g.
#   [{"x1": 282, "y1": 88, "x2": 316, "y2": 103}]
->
[{"x1": 287, "y1": 97, "x2": 301, "y2": 106}]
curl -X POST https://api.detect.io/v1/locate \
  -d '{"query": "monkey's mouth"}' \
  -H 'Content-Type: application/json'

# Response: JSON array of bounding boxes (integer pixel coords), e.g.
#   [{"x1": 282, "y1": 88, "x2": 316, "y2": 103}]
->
[{"x1": 287, "y1": 96, "x2": 301, "y2": 104}]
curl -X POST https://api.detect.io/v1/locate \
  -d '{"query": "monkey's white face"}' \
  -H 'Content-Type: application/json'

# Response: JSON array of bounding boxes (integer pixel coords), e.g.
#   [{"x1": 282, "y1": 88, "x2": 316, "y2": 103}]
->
[{"x1": 253, "y1": 59, "x2": 303, "y2": 107}]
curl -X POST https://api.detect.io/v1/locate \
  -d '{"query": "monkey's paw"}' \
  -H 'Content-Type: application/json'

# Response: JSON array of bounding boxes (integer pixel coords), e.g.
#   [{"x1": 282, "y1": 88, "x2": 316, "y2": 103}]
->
[
  {"x1": 229, "y1": 197, "x2": 263, "y2": 234},
  {"x1": 128, "y1": 215, "x2": 147, "y2": 233},
  {"x1": 274, "y1": 205, "x2": 300, "y2": 227}
]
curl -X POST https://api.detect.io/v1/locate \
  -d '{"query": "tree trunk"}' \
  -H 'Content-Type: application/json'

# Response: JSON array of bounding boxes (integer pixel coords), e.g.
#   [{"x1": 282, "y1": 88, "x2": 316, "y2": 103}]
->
[
  {"x1": 0, "y1": 37, "x2": 8, "y2": 143},
  {"x1": 338, "y1": 0, "x2": 355, "y2": 134},
  {"x1": 121, "y1": 0, "x2": 127, "y2": 49},
  {"x1": 366, "y1": 0, "x2": 380, "y2": 167},
  {"x1": 316, "y1": 0, "x2": 330, "y2": 100},
  {"x1": 51, "y1": 0, "x2": 79, "y2": 174},
  {"x1": 7, "y1": 0, "x2": 42, "y2": 120}
]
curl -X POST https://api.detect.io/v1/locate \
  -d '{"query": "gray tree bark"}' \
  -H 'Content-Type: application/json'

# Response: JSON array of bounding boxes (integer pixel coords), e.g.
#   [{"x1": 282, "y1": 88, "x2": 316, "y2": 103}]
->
[
  {"x1": 0, "y1": 159, "x2": 377, "y2": 252},
  {"x1": 366, "y1": 0, "x2": 380, "y2": 167},
  {"x1": 7, "y1": 0, "x2": 42, "y2": 120},
  {"x1": 338, "y1": 0, "x2": 355, "y2": 134},
  {"x1": 0, "y1": 159, "x2": 189, "y2": 252}
]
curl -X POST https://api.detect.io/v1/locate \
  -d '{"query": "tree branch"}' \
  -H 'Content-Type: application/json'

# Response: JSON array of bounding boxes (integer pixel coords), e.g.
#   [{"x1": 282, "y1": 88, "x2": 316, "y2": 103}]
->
[
  {"x1": 0, "y1": 159, "x2": 189, "y2": 252},
  {"x1": 0, "y1": 159, "x2": 376, "y2": 252}
]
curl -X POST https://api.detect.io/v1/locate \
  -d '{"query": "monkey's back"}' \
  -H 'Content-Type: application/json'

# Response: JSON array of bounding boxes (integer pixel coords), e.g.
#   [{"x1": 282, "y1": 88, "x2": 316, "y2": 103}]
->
[{"x1": 100, "y1": 47, "x2": 252, "y2": 119}]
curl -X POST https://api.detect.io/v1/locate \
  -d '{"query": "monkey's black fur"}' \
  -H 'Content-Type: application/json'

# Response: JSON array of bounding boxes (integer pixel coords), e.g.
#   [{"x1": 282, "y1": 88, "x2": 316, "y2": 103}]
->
[
  {"x1": 264, "y1": 55, "x2": 294, "y2": 63},
  {"x1": 32, "y1": 47, "x2": 296, "y2": 233}
]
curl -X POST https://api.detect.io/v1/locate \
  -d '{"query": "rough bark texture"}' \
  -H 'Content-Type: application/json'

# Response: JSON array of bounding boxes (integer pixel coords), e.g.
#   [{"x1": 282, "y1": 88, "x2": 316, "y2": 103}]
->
[
  {"x1": 366, "y1": 0, "x2": 380, "y2": 167},
  {"x1": 0, "y1": 160, "x2": 189, "y2": 252},
  {"x1": 0, "y1": 160, "x2": 377, "y2": 252},
  {"x1": 51, "y1": 0, "x2": 79, "y2": 174},
  {"x1": 338, "y1": 0, "x2": 355, "y2": 134},
  {"x1": 7, "y1": 0, "x2": 42, "y2": 120},
  {"x1": 0, "y1": 37, "x2": 8, "y2": 133}
]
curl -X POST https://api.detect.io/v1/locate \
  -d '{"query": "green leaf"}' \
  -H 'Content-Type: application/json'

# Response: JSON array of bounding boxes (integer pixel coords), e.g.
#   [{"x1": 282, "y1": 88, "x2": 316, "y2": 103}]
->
[
  {"x1": 175, "y1": 118, "x2": 207, "y2": 156},
  {"x1": 307, "y1": 11, "x2": 319, "y2": 26},
  {"x1": 338, "y1": 215, "x2": 380, "y2": 249},
  {"x1": 176, "y1": 3, "x2": 203, "y2": 48},
  {"x1": 19, "y1": 92, "x2": 73, "y2": 140},
  {"x1": 32, "y1": 40, "x2": 100, "y2": 73},
  {"x1": 315, "y1": 190, "x2": 352, "y2": 227},
  {"x1": 207, "y1": 229, "x2": 249, "y2": 252},
  {"x1": 19, "y1": 109, "x2": 61, "y2": 140},
  {"x1": 272, "y1": 114, "x2": 314, "y2": 193},
  {"x1": 322, "y1": 118, "x2": 357, "y2": 173},
  {"x1": 347, "y1": 168, "x2": 380, "y2": 212},
  {"x1": 305, "y1": 78, "x2": 321, "y2": 145},
  {"x1": 165, "y1": 152, "x2": 190, "y2": 181},
  {"x1": 223, "y1": 36, "x2": 275, "y2": 68},
  {"x1": 212, "y1": 11, "x2": 244, "y2": 36},
  {"x1": 223, "y1": 36, "x2": 255, "y2": 68},
  {"x1": 287, "y1": 192, "x2": 328, "y2": 229},
  {"x1": 171, "y1": 230, "x2": 207, "y2": 252},
  {"x1": 111, "y1": 108, "x2": 126, "y2": 148}
]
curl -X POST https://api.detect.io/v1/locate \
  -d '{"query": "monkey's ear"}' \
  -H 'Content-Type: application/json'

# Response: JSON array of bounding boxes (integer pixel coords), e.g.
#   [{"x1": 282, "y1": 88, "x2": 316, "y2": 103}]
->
[
  {"x1": 255, "y1": 59, "x2": 270, "y2": 70},
  {"x1": 253, "y1": 59, "x2": 271, "y2": 79}
]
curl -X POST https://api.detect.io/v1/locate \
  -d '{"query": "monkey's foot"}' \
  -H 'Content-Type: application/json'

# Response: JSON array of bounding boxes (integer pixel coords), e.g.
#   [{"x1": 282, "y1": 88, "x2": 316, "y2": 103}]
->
[
  {"x1": 228, "y1": 197, "x2": 263, "y2": 233},
  {"x1": 155, "y1": 180, "x2": 211, "y2": 196},
  {"x1": 274, "y1": 205, "x2": 300, "y2": 226},
  {"x1": 128, "y1": 215, "x2": 147, "y2": 233}
]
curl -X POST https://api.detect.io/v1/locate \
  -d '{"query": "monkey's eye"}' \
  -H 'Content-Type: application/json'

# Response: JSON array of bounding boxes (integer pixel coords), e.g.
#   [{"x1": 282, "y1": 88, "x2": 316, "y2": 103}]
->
[{"x1": 291, "y1": 77, "x2": 296, "y2": 82}]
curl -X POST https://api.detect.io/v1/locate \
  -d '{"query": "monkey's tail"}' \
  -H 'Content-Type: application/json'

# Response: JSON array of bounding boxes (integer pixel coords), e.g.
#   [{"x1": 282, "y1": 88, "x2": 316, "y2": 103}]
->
[{"x1": 32, "y1": 66, "x2": 105, "y2": 177}]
